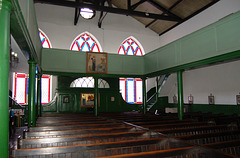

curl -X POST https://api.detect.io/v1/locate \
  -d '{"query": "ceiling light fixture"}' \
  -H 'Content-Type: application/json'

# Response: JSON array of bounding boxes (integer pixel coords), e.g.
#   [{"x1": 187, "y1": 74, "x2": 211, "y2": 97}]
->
[{"x1": 80, "y1": 8, "x2": 96, "y2": 19}]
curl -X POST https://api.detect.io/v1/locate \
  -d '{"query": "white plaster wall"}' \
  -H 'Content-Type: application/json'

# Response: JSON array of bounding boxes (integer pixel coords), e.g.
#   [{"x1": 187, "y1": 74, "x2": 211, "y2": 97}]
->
[
  {"x1": 35, "y1": 0, "x2": 240, "y2": 53},
  {"x1": 35, "y1": 4, "x2": 159, "y2": 54},
  {"x1": 34, "y1": 0, "x2": 240, "y2": 105},
  {"x1": 161, "y1": 60, "x2": 240, "y2": 105},
  {"x1": 158, "y1": 0, "x2": 240, "y2": 47}
]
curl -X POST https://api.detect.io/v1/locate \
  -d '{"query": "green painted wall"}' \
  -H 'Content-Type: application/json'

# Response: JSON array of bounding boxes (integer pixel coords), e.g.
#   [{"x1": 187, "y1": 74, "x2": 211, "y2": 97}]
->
[
  {"x1": 11, "y1": 0, "x2": 41, "y2": 66},
  {"x1": 41, "y1": 49, "x2": 144, "y2": 76},
  {"x1": 145, "y1": 11, "x2": 240, "y2": 76},
  {"x1": 167, "y1": 103, "x2": 240, "y2": 116},
  {"x1": 190, "y1": 104, "x2": 240, "y2": 116},
  {"x1": 41, "y1": 11, "x2": 240, "y2": 77},
  {"x1": 43, "y1": 76, "x2": 140, "y2": 113}
]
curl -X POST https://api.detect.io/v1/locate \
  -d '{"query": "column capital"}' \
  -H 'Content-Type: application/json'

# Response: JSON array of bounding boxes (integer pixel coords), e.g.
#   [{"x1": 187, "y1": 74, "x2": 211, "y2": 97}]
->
[
  {"x1": 1, "y1": 1, "x2": 12, "y2": 12},
  {"x1": 37, "y1": 73, "x2": 42, "y2": 77},
  {"x1": 28, "y1": 60, "x2": 37, "y2": 65}
]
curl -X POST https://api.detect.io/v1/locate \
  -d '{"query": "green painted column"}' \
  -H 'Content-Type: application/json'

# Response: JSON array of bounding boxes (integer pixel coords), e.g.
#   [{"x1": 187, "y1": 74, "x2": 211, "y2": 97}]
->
[
  {"x1": 36, "y1": 73, "x2": 42, "y2": 117},
  {"x1": 177, "y1": 70, "x2": 184, "y2": 120},
  {"x1": 94, "y1": 77, "x2": 98, "y2": 116},
  {"x1": 0, "y1": 1, "x2": 12, "y2": 157},
  {"x1": 28, "y1": 60, "x2": 37, "y2": 127},
  {"x1": 156, "y1": 77, "x2": 159, "y2": 102},
  {"x1": 142, "y1": 78, "x2": 147, "y2": 114}
]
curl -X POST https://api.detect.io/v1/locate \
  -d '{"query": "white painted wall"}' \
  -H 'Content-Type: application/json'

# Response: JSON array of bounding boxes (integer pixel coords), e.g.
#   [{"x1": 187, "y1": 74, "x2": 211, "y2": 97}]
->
[
  {"x1": 35, "y1": 3, "x2": 159, "y2": 54},
  {"x1": 161, "y1": 60, "x2": 240, "y2": 105},
  {"x1": 158, "y1": 0, "x2": 240, "y2": 47},
  {"x1": 34, "y1": 0, "x2": 240, "y2": 104},
  {"x1": 159, "y1": 0, "x2": 240, "y2": 105}
]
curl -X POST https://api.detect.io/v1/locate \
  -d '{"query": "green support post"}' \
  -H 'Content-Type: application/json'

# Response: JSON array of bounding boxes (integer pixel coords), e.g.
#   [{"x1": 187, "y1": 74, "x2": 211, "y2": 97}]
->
[
  {"x1": 94, "y1": 77, "x2": 98, "y2": 116},
  {"x1": 0, "y1": 1, "x2": 12, "y2": 157},
  {"x1": 142, "y1": 78, "x2": 147, "y2": 114},
  {"x1": 37, "y1": 73, "x2": 42, "y2": 117},
  {"x1": 177, "y1": 70, "x2": 184, "y2": 120},
  {"x1": 156, "y1": 76, "x2": 159, "y2": 102},
  {"x1": 28, "y1": 60, "x2": 37, "y2": 127}
]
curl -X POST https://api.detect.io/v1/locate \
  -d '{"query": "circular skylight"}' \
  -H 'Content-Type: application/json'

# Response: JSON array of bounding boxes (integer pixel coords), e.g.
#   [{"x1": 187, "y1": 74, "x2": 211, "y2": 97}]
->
[{"x1": 80, "y1": 8, "x2": 95, "y2": 19}]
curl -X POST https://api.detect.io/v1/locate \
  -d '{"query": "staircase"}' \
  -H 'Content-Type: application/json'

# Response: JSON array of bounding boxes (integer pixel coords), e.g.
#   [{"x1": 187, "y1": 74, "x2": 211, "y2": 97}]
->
[{"x1": 146, "y1": 74, "x2": 170, "y2": 111}]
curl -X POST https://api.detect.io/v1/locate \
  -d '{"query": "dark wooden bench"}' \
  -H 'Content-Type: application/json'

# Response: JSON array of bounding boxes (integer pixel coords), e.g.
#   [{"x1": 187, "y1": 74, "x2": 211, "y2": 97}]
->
[
  {"x1": 25, "y1": 126, "x2": 137, "y2": 139},
  {"x1": 156, "y1": 124, "x2": 234, "y2": 136},
  {"x1": 37, "y1": 116, "x2": 107, "y2": 122},
  {"x1": 36, "y1": 120, "x2": 117, "y2": 126},
  {"x1": 13, "y1": 137, "x2": 191, "y2": 158},
  {"x1": 21, "y1": 131, "x2": 152, "y2": 149},
  {"x1": 175, "y1": 129, "x2": 240, "y2": 145},
  {"x1": 29, "y1": 122, "x2": 126, "y2": 132},
  {"x1": 96, "y1": 146, "x2": 236, "y2": 158},
  {"x1": 128, "y1": 118, "x2": 195, "y2": 126},
  {"x1": 204, "y1": 139, "x2": 240, "y2": 157},
  {"x1": 142, "y1": 121, "x2": 212, "y2": 130}
]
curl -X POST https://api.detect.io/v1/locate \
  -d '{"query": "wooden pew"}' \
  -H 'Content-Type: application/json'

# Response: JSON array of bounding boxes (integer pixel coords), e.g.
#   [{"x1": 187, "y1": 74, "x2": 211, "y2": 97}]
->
[
  {"x1": 25, "y1": 126, "x2": 136, "y2": 139},
  {"x1": 36, "y1": 120, "x2": 117, "y2": 126},
  {"x1": 13, "y1": 137, "x2": 191, "y2": 158},
  {"x1": 156, "y1": 124, "x2": 234, "y2": 136},
  {"x1": 21, "y1": 131, "x2": 153, "y2": 149},
  {"x1": 29, "y1": 122, "x2": 126, "y2": 132},
  {"x1": 142, "y1": 121, "x2": 212, "y2": 130},
  {"x1": 96, "y1": 146, "x2": 236, "y2": 158},
  {"x1": 204, "y1": 139, "x2": 240, "y2": 157},
  {"x1": 175, "y1": 129, "x2": 240, "y2": 145},
  {"x1": 127, "y1": 118, "x2": 195, "y2": 126}
]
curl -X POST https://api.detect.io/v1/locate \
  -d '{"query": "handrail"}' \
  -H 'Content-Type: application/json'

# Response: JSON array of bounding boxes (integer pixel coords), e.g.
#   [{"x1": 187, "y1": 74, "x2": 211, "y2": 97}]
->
[
  {"x1": 9, "y1": 96, "x2": 26, "y2": 109},
  {"x1": 146, "y1": 74, "x2": 170, "y2": 111},
  {"x1": 147, "y1": 92, "x2": 157, "y2": 103}
]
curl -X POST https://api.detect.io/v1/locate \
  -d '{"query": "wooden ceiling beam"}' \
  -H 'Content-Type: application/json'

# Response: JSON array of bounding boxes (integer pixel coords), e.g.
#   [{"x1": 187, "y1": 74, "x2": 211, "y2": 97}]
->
[
  {"x1": 147, "y1": 0, "x2": 181, "y2": 19},
  {"x1": 74, "y1": 0, "x2": 80, "y2": 25},
  {"x1": 34, "y1": 0, "x2": 182, "y2": 21},
  {"x1": 130, "y1": 0, "x2": 147, "y2": 10},
  {"x1": 168, "y1": 0, "x2": 184, "y2": 11}
]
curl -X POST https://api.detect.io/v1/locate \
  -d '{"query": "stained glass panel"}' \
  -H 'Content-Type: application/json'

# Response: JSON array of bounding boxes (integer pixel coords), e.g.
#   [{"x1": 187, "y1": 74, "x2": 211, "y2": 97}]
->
[
  {"x1": 70, "y1": 32, "x2": 101, "y2": 52},
  {"x1": 15, "y1": 76, "x2": 27, "y2": 104},
  {"x1": 39, "y1": 29, "x2": 52, "y2": 48},
  {"x1": 70, "y1": 77, "x2": 109, "y2": 88},
  {"x1": 120, "y1": 79, "x2": 126, "y2": 101},
  {"x1": 127, "y1": 79, "x2": 135, "y2": 103},
  {"x1": 118, "y1": 37, "x2": 145, "y2": 103},
  {"x1": 136, "y1": 79, "x2": 143, "y2": 103},
  {"x1": 41, "y1": 75, "x2": 51, "y2": 104}
]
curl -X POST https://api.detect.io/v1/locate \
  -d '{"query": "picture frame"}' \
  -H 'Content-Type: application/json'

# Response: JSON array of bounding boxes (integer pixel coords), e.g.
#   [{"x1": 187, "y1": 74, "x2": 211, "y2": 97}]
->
[
  {"x1": 188, "y1": 95, "x2": 193, "y2": 104},
  {"x1": 63, "y1": 96, "x2": 70, "y2": 103},
  {"x1": 208, "y1": 95, "x2": 215, "y2": 105},
  {"x1": 173, "y1": 95, "x2": 178, "y2": 104},
  {"x1": 81, "y1": 93, "x2": 94, "y2": 107},
  {"x1": 86, "y1": 52, "x2": 108, "y2": 73},
  {"x1": 236, "y1": 95, "x2": 240, "y2": 105}
]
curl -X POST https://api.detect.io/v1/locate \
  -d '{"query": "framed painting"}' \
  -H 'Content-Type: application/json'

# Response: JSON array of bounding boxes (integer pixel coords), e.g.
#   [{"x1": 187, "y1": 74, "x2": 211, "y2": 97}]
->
[
  {"x1": 81, "y1": 93, "x2": 94, "y2": 107},
  {"x1": 236, "y1": 95, "x2": 240, "y2": 105},
  {"x1": 86, "y1": 52, "x2": 107, "y2": 73},
  {"x1": 63, "y1": 96, "x2": 70, "y2": 103},
  {"x1": 188, "y1": 95, "x2": 193, "y2": 104},
  {"x1": 173, "y1": 95, "x2": 178, "y2": 104},
  {"x1": 208, "y1": 95, "x2": 215, "y2": 105}
]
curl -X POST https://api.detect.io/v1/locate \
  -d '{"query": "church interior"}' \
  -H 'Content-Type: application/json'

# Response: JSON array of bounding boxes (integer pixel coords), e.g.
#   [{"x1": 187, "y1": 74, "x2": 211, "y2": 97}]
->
[{"x1": 1, "y1": 0, "x2": 240, "y2": 157}]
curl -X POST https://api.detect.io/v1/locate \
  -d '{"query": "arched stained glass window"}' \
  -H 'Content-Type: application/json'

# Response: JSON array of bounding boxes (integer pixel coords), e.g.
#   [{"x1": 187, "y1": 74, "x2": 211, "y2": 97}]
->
[
  {"x1": 13, "y1": 73, "x2": 52, "y2": 104},
  {"x1": 39, "y1": 29, "x2": 52, "y2": 48},
  {"x1": 70, "y1": 77, "x2": 110, "y2": 88},
  {"x1": 118, "y1": 37, "x2": 144, "y2": 56},
  {"x1": 70, "y1": 32, "x2": 102, "y2": 52},
  {"x1": 13, "y1": 30, "x2": 52, "y2": 105},
  {"x1": 118, "y1": 37, "x2": 145, "y2": 104}
]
